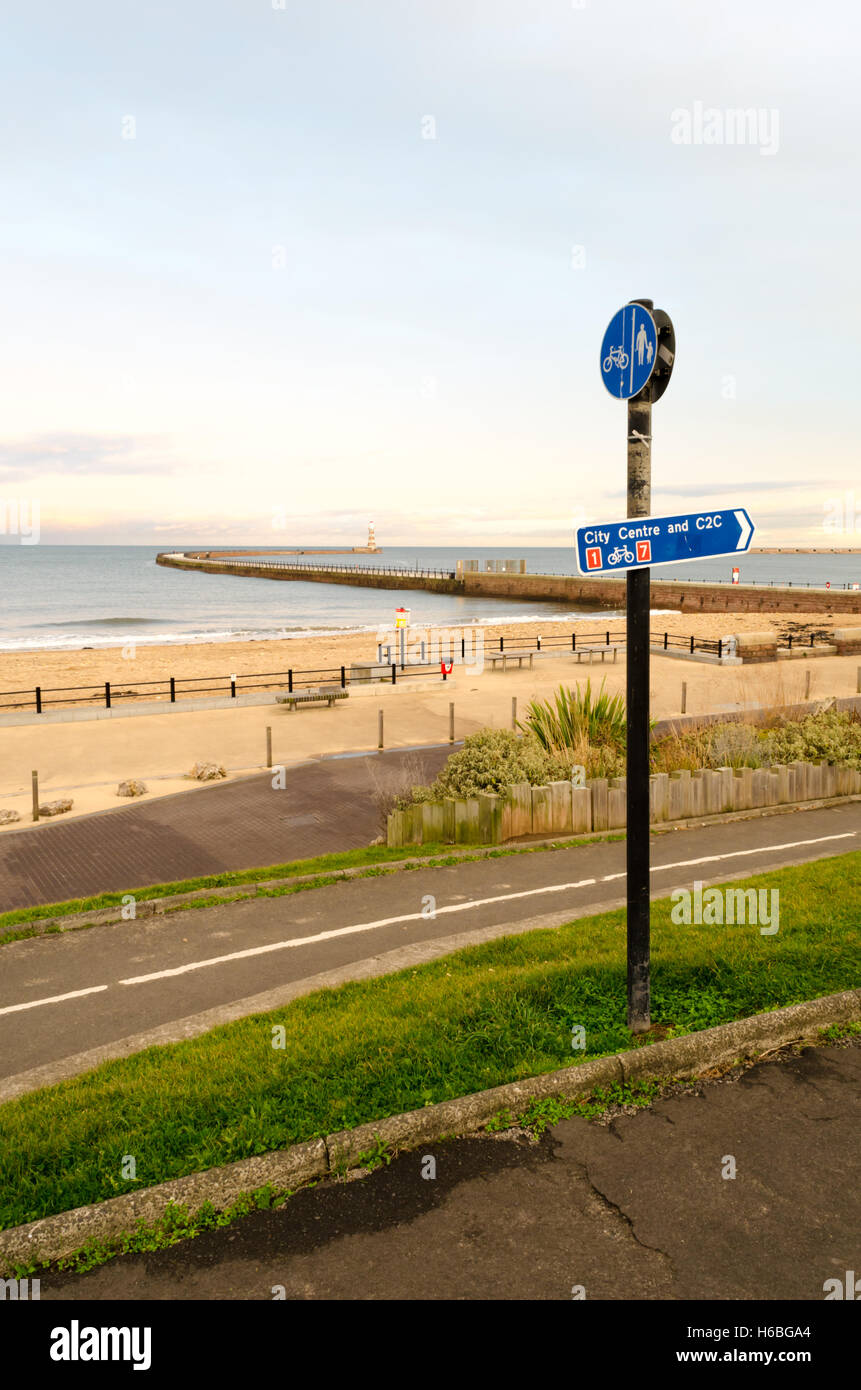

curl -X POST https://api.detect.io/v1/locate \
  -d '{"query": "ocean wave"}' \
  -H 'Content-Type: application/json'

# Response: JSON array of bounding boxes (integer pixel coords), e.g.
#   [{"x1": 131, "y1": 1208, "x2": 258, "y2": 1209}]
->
[
  {"x1": 0, "y1": 608, "x2": 682, "y2": 654},
  {"x1": 35, "y1": 616, "x2": 173, "y2": 628}
]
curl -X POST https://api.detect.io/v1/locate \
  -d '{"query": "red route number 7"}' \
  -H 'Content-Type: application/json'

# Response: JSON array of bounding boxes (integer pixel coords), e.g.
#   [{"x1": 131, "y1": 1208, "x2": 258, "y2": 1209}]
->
[{"x1": 636, "y1": 540, "x2": 652, "y2": 563}]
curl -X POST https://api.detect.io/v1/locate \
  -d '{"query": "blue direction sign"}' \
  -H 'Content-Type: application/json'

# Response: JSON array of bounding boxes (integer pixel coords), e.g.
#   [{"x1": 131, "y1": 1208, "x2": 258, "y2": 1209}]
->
[
  {"x1": 600, "y1": 302, "x2": 658, "y2": 399},
  {"x1": 576, "y1": 508, "x2": 755, "y2": 576}
]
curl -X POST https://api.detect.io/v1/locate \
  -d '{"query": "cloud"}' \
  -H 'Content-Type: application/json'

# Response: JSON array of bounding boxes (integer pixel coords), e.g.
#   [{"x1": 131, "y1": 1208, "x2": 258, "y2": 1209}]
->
[{"x1": 0, "y1": 434, "x2": 175, "y2": 480}]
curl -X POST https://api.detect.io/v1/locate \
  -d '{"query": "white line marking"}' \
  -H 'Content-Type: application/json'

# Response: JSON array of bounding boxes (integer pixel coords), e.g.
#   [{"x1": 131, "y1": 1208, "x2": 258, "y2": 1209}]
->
[
  {"x1": 121, "y1": 830, "x2": 855, "y2": 988},
  {"x1": 599, "y1": 832, "x2": 856, "y2": 883},
  {"x1": 0, "y1": 984, "x2": 109, "y2": 1017},
  {"x1": 119, "y1": 878, "x2": 601, "y2": 984},
  {"x1": 2, "y1": 830, "x2": 855, "y2": 1009},
  {"x1": 653, "y1": 831, "x2": 855, "y2": 871}
]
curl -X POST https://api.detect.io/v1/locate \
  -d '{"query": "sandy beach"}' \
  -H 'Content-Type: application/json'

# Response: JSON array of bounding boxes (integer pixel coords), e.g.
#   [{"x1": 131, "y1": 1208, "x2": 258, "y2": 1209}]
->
[{"x1": 0, "y1": 609, "x2": 841, "y2": 714}]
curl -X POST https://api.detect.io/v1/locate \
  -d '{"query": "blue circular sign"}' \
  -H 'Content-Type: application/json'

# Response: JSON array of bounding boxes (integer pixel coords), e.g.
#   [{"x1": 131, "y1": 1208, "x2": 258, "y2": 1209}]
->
[{"x1": 600, "y1": 303, "x2": 658, "y2": 400}]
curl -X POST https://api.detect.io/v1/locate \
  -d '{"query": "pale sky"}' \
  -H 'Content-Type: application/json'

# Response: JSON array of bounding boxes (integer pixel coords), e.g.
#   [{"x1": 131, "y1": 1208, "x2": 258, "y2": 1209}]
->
[{"x1": 0, "y1": 0, "x2": 858, "y2": 546}]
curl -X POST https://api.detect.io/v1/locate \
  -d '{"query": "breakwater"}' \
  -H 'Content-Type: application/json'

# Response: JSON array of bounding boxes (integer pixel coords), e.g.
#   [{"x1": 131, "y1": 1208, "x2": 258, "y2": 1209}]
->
[
  {"x1": 156, "y1": 554, "x2": 462, "y2": 594},
  {"x1": 155, "y1": 554, "x2": 861, "y2": 614},
  {"x1": 461, "y1": 571, "x2": 861, "y2": 614}
]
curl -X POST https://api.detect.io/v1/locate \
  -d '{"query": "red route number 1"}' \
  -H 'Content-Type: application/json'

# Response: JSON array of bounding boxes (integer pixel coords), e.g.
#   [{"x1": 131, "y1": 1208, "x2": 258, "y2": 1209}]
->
[{"x1": 585, "y1": 547, "x2": 602, "y2": 570}]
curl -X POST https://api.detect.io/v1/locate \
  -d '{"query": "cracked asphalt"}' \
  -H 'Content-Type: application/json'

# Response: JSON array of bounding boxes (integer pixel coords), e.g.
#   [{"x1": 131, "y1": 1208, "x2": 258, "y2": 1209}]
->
[{"x1": 42, "y1": 1038, "x2": 861, "y2": 1301}]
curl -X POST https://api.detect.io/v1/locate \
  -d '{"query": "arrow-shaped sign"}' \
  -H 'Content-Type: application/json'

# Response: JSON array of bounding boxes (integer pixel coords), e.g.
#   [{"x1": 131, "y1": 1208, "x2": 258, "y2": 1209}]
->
[
  {"x1": 733, "y1": 509, "x2": 752, "y2": 551},
  {"x1": 575, "y1": 507, "x2": 755, "y2": 576}
]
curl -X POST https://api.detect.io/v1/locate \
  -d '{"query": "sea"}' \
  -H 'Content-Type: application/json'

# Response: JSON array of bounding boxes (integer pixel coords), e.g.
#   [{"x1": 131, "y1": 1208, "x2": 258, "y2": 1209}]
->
[{"x1": 0, "y1": 546, "x2": 859, "y2": 654}]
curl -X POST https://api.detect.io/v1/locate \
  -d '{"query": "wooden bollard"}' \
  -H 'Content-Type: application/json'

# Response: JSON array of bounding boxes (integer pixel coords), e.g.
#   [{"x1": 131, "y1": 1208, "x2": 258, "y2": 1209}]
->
[
  {"x1": 266, "y1": 726, "x2": 272, "y2": 768},
  {"x1": 511, "y1": 695, "x2": 517, "y2": 730},
  {"x1": 378, "y1": 709, "x2": 384, "y2": 751},
  {"x1": 449, "y1": 702, "x2": 455, "y2": 743},
  {"x1": 32, "y1": 770, "x2": 39, "y2": 822},
  {"x1": 805, "y1": 668, "x2": 811, "y2": 701},
  {"x1": 681, "y1": 681, "x2": 687, "y2": 715}
]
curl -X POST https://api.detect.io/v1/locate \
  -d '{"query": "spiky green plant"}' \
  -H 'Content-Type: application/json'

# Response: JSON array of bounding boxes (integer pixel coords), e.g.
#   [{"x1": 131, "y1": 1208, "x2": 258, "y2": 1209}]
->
[{"x1": 519, "y1": 679, "x2": 628, "y2": 755}]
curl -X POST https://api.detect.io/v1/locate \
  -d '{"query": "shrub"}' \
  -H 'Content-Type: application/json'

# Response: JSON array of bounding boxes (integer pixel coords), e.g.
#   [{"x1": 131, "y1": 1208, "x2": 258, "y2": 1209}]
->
[
  {"x1": 651, "y1": 722, "x2": 762, "y2": 773},
  {"x1": 367, "y1": 752, "x2": 434, "y2": 832},
  {"x1": 422, "y1": 729, "x2": 561, "y2": 799},
  {"x1": 708, "y1": 722, "x2": 762, "y2": 767},
  {"x1": 400, "y1": 709, "x2": 861, "y2": 812},
  {"x1": 650, "y1": 709, "x2": 861, "y2": 776},
  {"x1": 760, "y1": 709, "x2": 861, "y2": 771},
  {"x1": 398, "y1": 726, "x2": 624, "y2": 807},
  {"x1": 520, "y1": 679, "x2": 628, "y2": 756}
]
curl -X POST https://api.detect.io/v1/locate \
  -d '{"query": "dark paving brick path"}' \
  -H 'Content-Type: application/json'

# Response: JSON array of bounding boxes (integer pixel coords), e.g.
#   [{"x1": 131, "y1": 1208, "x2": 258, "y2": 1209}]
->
[{"x1": 0, "y1": 746, "x2": 453, "y2": 912}]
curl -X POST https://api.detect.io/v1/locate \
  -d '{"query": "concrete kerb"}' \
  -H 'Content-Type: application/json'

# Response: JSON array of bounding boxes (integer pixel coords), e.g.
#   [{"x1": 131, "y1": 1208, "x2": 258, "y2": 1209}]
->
[{"x1": 1, "y1": 988, "x2": 858, "y2": 1275}]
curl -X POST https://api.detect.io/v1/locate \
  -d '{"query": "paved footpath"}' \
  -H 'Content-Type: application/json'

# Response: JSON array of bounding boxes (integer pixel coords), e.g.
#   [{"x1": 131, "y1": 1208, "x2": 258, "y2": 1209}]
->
[
  {"x1": 0, "y1": 745, "x2": 453, "y2": 912},
  {"x1": 42, "y1": 1039, "x2": 861, "y2": 1300}
]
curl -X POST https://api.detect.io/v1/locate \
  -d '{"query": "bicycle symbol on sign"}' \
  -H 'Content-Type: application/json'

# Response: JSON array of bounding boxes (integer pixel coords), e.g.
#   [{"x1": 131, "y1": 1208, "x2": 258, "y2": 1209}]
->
[
  {"x1": 607, "y1": 544, "x2": 635, "y2": 566},
  {"x1": 602, "y1": 346, "x2": 629, "y2": 373}
]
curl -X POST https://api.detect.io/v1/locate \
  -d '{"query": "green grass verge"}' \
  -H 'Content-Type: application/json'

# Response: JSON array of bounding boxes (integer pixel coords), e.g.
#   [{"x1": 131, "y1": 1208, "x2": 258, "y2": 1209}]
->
[
  {"x1": 1, "y1": 852, "x2": 858, "y2": 1234},
  {"x1": 0, "y1": 833, "x2": 624, "y2": 940}
]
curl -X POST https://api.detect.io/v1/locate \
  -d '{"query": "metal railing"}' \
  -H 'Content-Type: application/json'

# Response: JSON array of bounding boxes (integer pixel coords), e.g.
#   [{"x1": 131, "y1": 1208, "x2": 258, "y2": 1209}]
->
[
  {"x1": 166, "y1": 555, "x2": 458, "y2": 580},
  {"x1": 642, "y1": 576, "x2": 859, "y2": 590},
  {"x1": 0, "y1": 626, "x2": 743, "y2": 713}
]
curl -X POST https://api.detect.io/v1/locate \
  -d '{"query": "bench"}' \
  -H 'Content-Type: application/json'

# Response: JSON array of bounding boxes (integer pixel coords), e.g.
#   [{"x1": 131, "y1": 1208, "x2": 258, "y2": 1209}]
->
[
  {"x1": 276, "y1": 686, "x2": 349, "y2": 710},
  {"x1": 488, "y1": 651, "x2": 534, "y2": 672},
  {"x1": 572, "y1": 645, "x2": 623, "y2": 664}
]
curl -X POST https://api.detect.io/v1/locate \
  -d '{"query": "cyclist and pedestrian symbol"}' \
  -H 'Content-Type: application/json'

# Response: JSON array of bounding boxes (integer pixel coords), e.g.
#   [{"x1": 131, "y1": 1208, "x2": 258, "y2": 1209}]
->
[
  {"x1": 600, "y1": 303, "x2": 658, "y2": 399},
  {"x1": 635, "y1": 322, "x2": 653, "y2": 367},
  {"x1": 585, "y1": 538, "x2": 651, "y2": 570}
]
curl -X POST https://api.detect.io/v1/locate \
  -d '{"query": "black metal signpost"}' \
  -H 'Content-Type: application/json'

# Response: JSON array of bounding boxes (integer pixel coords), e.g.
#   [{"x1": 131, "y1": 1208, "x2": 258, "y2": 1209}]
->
[{"x1": 599, "y1": 299, "x2": 675, "y2": 1032}]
